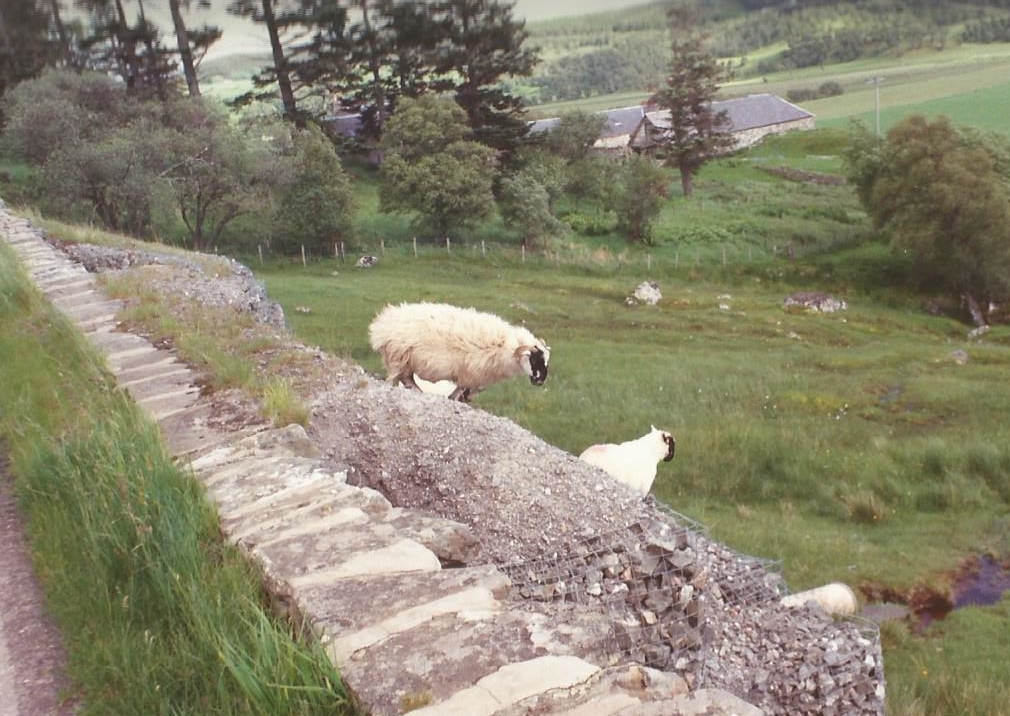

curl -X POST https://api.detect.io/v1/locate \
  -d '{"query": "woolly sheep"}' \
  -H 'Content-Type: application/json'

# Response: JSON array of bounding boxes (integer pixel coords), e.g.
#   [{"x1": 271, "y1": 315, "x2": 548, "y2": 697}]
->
[
  {"x1": 780, "y1": 582, "x2": 859, "y2": 617},
  {"x1": 578, "y1": 426, "x2": 676, "y2": 495},
  {"x1": 368, "y1": 302, "x2": 550, "y2": 402}
]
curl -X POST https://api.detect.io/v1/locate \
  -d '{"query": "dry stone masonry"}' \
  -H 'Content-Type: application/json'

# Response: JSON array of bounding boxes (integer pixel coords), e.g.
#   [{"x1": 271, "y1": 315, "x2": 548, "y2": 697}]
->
[{"x1": 1, "y1": 201, "x2": 885, "y2": 716}]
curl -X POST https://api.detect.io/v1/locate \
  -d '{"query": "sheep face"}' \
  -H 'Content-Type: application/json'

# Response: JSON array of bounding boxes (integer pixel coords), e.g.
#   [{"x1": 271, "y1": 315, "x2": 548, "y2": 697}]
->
[
  {"x1": 652, "y1": 425, "x2": 676, "y2": 462},
  {"x1": 518, "y1": 344, "x2": 550, "y2": 385}
]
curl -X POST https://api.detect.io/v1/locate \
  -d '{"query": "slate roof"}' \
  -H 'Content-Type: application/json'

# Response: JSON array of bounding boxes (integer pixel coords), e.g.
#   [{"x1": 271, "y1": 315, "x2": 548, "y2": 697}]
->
[
  {"x1": 527, "y1": 104, "x2": 646, "y2": 139},
  {"x1": 643, "y1": 93, "x2": 814, "y2": 132}
]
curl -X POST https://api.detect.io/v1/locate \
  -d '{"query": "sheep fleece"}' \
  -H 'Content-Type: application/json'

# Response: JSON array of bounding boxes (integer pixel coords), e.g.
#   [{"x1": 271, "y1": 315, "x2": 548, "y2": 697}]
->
[{"x1": 368, "y1": 302, "x2": 545, "y2": 391}]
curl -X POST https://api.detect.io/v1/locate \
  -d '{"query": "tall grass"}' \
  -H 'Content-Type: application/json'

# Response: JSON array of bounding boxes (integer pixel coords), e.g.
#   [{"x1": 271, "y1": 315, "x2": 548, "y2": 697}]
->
[{"x1": 0, "y1": 242, "x2": 356, "y2": 715}]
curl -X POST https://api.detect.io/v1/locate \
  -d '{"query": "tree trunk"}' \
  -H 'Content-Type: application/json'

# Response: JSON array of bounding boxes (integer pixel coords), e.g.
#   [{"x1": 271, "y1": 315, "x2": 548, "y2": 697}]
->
[
  {"x1": 358, "y1": 0, "x2": 387, "y2": 142},
  {"x1": 45, "y1": 0, "x2": 74, "y2": 67},
  {"x1": 679, "y1": 166, "x2": 694, "y2": 197},
  {"x1": 169, "y1": 0, "x2": 201, "y2": 97},
  {"x1": 963, "y1": 293, "x2": 987, "y2": 327},
  {"x1": 261, "y1": 0, "x2": 299, "y2": 125}
]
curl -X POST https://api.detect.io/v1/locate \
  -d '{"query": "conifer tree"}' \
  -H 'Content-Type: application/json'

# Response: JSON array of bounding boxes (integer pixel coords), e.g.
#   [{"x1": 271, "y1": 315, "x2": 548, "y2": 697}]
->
[{"x1": 654, "y1": 3, "x2": 733, "y2": 196}]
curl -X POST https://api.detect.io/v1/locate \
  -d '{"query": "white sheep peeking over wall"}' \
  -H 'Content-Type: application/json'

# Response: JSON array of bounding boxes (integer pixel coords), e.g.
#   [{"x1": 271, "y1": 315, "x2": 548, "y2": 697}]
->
[
  {"x1": 578, "y1": 426, "x2": 676, "y2": 495},
  {"x1": 368, "y1": 302, "x2": 550, "y2": 402}
]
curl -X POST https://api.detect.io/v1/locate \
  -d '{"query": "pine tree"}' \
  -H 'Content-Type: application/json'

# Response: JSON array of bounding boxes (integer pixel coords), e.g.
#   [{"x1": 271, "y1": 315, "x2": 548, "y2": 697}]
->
[
  {"x1": 0, "y1": 1, "x2": 60, "y2": 111},
  {"x1": 654, "y1": 3, "x2": 733, "y2": 196},
  {"x1": 433, "y1": 0, "x2": 538, "y2": 154}
]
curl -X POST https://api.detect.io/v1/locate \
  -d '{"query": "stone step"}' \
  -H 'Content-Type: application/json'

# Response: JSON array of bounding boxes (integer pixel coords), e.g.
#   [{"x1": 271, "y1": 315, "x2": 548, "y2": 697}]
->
[
  {"x1": 36, "y1": 275, "x2": 95, "y2": 296},
  {"x1": 120, "y1": 370, "x2": 196, "y2": 400},
  {"x1": 115, "y1": 356, "x2": 188, "y2": 383},
  {"x1": 50, "y1": 288, "x2": 102, "y2": 306},
  {"x1": 106, "y1": 344, "x2": 174, "y2": 372},
  {"x1": 133, "y1": 386, "x2": 201, "y2": 420}
]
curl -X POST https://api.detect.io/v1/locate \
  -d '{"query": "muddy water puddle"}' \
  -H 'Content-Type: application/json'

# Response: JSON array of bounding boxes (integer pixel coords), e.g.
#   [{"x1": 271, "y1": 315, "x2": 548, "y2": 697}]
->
[{"x1": 860, "y1": 554, "x2": 1010, "y2": 632}]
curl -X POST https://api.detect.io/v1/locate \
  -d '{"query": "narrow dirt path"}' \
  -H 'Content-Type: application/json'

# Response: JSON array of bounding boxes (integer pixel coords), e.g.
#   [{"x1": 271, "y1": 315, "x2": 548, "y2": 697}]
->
[{"x1": 0, "y1": 456, "x2": 79, "y2": 716}]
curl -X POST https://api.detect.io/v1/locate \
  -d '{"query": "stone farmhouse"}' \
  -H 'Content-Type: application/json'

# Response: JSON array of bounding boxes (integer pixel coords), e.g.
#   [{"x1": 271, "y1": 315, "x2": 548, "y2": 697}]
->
[
  {"x1": 528, "y1": 93, "x2": 814, "y2": 154},
  {"x1": 628, "y1": 93, "x2": 815, "y2": 153}
]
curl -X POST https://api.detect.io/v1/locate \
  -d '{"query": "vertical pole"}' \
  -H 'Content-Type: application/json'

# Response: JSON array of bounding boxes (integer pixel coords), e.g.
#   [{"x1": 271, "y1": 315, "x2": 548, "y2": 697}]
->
[
  {"x1": 722, "y1": 245, "x2": 727, "y2": 267},
  {"x1": 258, "y1": 244, "x2": 263, "y2": 266},
  {"x1": 481, "y1": 240, "x2": 486, "y2": 259},
  {"x1": 446, "y1": 237, "x2": 451, "y2": 255},
  {"x1": 413, "y1": 237, "x2": 418, "y2": 259},
  {"x1": 340, "y1": 241, "x2": 345, "y2": 263},
  {"x1": 301, "y1": 245, "x2": 306, "y2": 267},
  {"x1": 380, "y1": 238, "x2": 385, "y2": 256},
  {"x1": 521, "y1": 245, "x2": 525, "y2": 264}
]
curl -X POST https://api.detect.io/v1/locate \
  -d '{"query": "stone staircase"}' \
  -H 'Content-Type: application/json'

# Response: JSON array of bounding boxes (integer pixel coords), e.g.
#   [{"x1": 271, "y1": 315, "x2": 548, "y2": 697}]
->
[{"x1": 1, "y1": 205, "x2": 884, "y2": 716}]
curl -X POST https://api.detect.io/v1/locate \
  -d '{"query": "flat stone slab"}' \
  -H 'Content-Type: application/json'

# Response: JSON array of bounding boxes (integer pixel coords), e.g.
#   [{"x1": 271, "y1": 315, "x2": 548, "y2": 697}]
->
[
  {"x1": 390, "y1": 654, "x2": 601, "y2": 716},
  {"x1": 297, "y1": 566, "x2": 510, "y2": 634}
]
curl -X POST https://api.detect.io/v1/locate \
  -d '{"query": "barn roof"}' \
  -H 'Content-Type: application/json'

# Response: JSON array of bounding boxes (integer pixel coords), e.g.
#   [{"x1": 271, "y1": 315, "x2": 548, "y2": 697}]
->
[{"x1": 644, "y1": 93, "x2": 814, "y2": 133}]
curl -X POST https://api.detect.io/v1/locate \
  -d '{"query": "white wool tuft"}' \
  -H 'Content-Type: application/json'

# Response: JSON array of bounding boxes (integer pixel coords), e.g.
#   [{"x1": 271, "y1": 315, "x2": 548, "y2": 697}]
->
[
  {"x1": 578, "y1": 426, "x2": 676, "y2": 495},
  {"x1": 368, "y1": 302, "x2": 550, "y2": 400}
]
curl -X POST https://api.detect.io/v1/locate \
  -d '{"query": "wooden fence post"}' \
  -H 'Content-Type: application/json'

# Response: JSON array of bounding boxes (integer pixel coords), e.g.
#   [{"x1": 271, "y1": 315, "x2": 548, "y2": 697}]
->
[
  {"x1": 301, "y1": 245, "x2": 307, "y2": 267},
  {"x1": 413, "y1": 237, "x2": 418, "y2": 258}
]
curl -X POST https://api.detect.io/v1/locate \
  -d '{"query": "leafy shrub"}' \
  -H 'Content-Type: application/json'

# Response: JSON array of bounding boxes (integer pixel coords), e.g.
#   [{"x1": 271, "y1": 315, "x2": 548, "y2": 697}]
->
[{"x1": 561, "y1": 210, "x2": 617, "y2": 235}]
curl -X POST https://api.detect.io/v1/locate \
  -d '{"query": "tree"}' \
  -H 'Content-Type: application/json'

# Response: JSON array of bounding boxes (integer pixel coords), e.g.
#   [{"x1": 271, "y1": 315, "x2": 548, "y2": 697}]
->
[
  {"x1": 0, "y1": 0, "x2": 62, "y2": 112},
  {"x1": 379, "y1": 95, "x2": 496, "y2": 240},
  {"x1": 167, "y1": 0, "x2": 223, "y2": 98},
  {"x1": 433, "y1": 0, "x2": 538, "y2": 153},
  {"x1": 42, "y1": 117, "x2": 170, "y2": 235},
  {"x1": 609, "y1": 154, "x2": 668, "y2": 244},
  {"x1": 845, "y1": 114, "x2": 1010, "y2": 322},
  {"x1": 160, "y1": 100, "x2": 282, "y2": 251},
  {"x1": 653, "y1": 3, "x2": 733, "y2": 196},
  {"x1": 77, "y1": 0, "x2": 178, "y2": 100},
  {"x1": 498, "y1": 171, "x2": 563, "y2": 249},
  {"x1": 540, "y1": 110, "x2": 606, "y2": 163},
  {"x1": 2, "y1": 68, "x2": 136, "y2": 165},
  {"x1": 273, "y1": 124, "x2": 355, "y2": 255},
  {"x1": 227, "y1": 0, "x2": 309, "y2": 124},
  {"x1": 334, "y1": 0, "x2": 442, "y2": 146}
]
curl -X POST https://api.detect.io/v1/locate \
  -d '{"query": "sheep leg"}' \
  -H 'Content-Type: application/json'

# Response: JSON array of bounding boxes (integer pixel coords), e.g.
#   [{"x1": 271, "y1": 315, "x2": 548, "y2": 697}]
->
[
  {"x1": 394, "y1": 372, "x2": 421, "y2": 391},
  {"x1": 449, "y1": 386, "x2": 474, "y2": 402}
]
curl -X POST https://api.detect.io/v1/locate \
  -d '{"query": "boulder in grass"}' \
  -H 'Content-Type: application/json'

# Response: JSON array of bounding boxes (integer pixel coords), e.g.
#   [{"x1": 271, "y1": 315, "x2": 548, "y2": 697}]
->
[
  {"x1": 630, "y1": 281, "x2": 662, "y2": 306},
  {"x1": 783, "y1": 291, "x2": 847, "y2": 313}
]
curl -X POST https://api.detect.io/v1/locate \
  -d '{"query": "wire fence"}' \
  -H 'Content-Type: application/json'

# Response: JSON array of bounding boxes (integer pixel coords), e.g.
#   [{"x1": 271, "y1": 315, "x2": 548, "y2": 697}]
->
[{"x1": 250, "y1": 235, "x2": 805, "y2": 275}]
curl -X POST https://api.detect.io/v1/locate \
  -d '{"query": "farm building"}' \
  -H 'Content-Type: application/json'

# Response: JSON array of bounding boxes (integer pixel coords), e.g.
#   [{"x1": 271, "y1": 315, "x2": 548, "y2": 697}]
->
[
  {"x1": 528, "y1": 93, "x2": 813, "y2": 154},
  {"x1": 628, "y1": 93, "x2": 815, "y2": 153}
]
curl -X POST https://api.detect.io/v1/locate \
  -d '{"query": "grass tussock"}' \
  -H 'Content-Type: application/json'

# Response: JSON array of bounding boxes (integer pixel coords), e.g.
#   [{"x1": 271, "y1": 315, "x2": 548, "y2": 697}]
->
[{"x1": 0, "y1": 242, "x2": 356, "y2": 714}]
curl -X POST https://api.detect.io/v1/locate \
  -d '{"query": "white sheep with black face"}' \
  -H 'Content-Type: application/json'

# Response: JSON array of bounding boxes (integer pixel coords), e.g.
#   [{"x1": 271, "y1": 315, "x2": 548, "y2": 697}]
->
[
  {"x1": 368, "y1": 302, "x2": 550, "y2": 402},
  {"x1": 578, "y1": 426, "x2": 676, "y2": 495}
]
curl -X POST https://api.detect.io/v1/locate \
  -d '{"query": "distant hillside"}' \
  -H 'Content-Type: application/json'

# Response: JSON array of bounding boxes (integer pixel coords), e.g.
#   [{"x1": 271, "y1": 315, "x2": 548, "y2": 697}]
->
[{"x1": 523, "y1": 0, "x2": 1010, "y2": 104}]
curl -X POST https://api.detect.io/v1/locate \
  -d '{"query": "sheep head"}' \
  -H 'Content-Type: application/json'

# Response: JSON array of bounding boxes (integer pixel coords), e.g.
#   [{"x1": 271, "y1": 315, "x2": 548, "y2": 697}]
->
[
  {"x1": 517, "y1": 343, "x2": 550, "y2": 385},
  {"x1": 651, "y1": 425, "x2": 676, "y2": 462}
]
